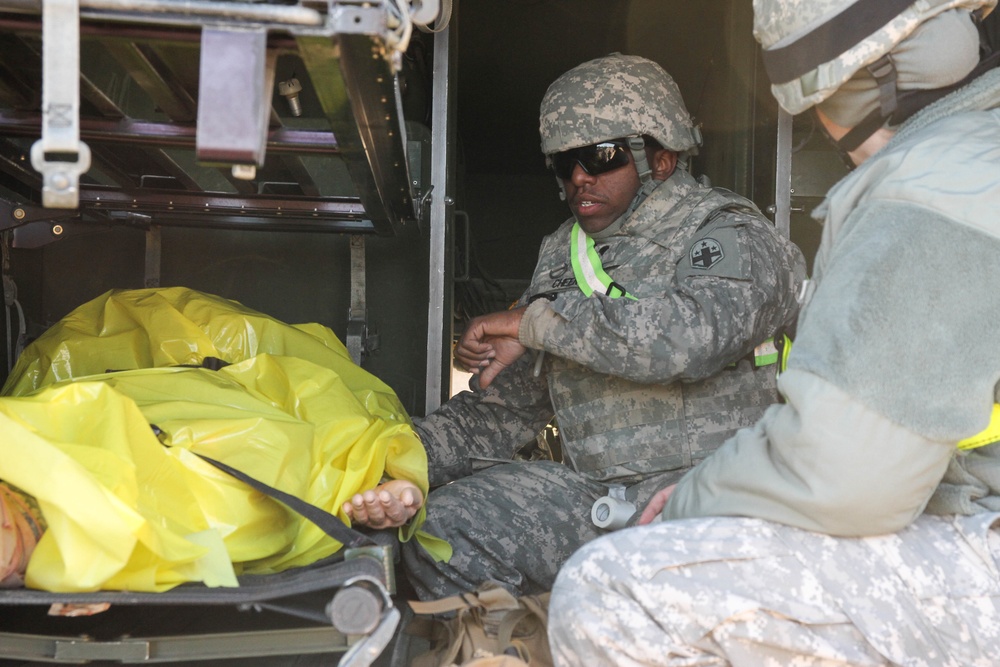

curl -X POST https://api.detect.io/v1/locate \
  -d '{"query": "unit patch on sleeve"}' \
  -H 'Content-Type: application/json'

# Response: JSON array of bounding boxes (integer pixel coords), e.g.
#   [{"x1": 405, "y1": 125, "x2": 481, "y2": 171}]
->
[
  {"x1": 675, "y1": 224, "x2": 747, "y2": 281},
  {"x1": 690, "y1": 238, "x2": 724, "y2": 269}
]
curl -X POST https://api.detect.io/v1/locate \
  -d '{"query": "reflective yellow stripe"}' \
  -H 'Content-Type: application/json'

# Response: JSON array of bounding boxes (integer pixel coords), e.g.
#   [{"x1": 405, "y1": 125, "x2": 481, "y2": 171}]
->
[
  {"x1": 570, "y1": 223, "x2": 637, "y2": 300},
  {"x1": 779, "y1": 334, "x2": 792, "y2": 372},
  {"x1": 752, "y1": 334, "x2": 793, "y2": 369},
  {"x1": 753, "y1": 338, "x2": 778, "y2": 367},
  {"x1": 958, "y1": 404, "x2": 1000, "y2": 450}
]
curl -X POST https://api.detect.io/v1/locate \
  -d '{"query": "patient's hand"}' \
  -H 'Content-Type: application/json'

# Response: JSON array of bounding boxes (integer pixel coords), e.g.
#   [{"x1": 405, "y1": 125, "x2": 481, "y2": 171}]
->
[{"x1": 343, "y1": 479, "x2": 424, "y2": 529}]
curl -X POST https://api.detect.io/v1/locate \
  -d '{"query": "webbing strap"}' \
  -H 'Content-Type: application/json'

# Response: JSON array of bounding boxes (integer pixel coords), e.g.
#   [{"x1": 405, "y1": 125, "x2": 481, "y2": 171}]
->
[
  {"x1": 194, "y1": 453, "x2": 375, "y2": 549},
  {"x1": 867, "y1": 55, "x2": 898, "y2": 118},
  {"x1": 30, "y1": 0, "x2": 92, "y2": 208},
  {"x1": 569, "y1": 222, "x2": 637, "y2": 300},
  {"x1": 346, "y1": 234, "x2": 367, "y2": 365},
  {"x1": 752, "y1": 336, "x2": 786, "y2": 368},
  {"x1": 408, "y1": 592, "x2": 481, "y2": 615},
  {"x1": 837, "y1": 50, "x2": 1000, "y2": 152},
  {"x1": 761, "y1": 0, "x2": 913, "y2": 84}
]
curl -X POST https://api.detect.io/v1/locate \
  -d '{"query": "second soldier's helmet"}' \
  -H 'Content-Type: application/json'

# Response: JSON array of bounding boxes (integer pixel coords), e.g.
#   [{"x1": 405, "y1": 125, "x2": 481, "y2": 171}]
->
[
  {"x1": 753, "y1": 0, "x2": 996, "y2": 116},
  {"x1": 538, "y1": 53, "x2": 701, "y2": 157}
]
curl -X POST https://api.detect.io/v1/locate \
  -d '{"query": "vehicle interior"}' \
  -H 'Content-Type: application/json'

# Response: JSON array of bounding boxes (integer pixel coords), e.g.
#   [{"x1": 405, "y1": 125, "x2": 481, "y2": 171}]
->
[
  {"x1": 0, "y1": 0, "x2": 844, "y2": 413},
  {"x1": 2, "y1": 0, "x2": 993, "y2": 665}
]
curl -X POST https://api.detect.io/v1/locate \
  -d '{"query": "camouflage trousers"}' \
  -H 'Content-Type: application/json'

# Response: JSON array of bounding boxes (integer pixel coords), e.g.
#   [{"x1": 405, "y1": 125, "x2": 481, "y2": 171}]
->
[
  {"x1": 401, "y1": 460, "x2": 682, "y2": 600},
  {"x1": 549, "y1": 513, "x2": 1000, "y2": 666}
]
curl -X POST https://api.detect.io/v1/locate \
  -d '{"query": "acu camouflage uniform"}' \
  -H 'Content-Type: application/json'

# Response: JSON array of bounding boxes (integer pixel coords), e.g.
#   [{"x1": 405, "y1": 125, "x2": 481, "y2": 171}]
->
[
  {"x1": 403, "y1": 54, "x2": 805, "y2": 600},
  {"x1": 550, "y1": 4, "x2": 1000, "y2": 666}
]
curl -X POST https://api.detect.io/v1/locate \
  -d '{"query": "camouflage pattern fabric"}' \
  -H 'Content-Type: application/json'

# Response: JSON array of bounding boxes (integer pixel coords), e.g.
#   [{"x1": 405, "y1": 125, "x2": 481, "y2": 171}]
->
[
  {"x1": 661, "y1": 73, "x2": 1000, "y2": 532},
  {"x1": 520, "y1": 176, "x2": 802, "y2": 484},
  {"x1": 405, "y1": 167, "x2": 805, "y2": 599},
  {"x1": 549, "y1": 514, "x2": 1000, "y2": 666},
  {"x1": 414, "y1": 351, "x2": 554, "y2": 488},
  {"x1": 550, "y1": 32, "x2": 1000, "y2": 667},
  {"x1": 401, "y1": 461, "x2": 685, "y2": 600},
  {"x1": 539, "y1": 53, "x2": 701, "y2": 155},
  {"x1": 752, "y1": 0, "x2": 996, "y2": 115}
]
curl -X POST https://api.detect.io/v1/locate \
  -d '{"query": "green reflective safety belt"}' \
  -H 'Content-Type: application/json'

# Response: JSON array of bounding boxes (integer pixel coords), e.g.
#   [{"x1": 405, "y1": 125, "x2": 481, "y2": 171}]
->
[
  {"x1": 570, "y1": 222, "x2": 637, "y2": 300},
  {"x1": 752, "y1": 334, "x2": 792, "y2": 369},
  {"x1": 958, "y1": 404, "x2": 1000, "y2": 450},
  {"x1": 753, "y1": 338, "x2": 778, "y2": 368}
]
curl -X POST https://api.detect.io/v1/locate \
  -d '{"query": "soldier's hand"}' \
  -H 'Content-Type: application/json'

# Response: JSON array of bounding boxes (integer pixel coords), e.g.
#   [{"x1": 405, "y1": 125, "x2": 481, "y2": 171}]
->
[
  {"x1": 638, "y1": 484, "x2": 676, "y2": 525},
  {"x1": 476, "y1": 335, "x2": 527, "y2": 388},
  {"x1": 455, "y1": 307, "x2": 528, "y2": 380}
]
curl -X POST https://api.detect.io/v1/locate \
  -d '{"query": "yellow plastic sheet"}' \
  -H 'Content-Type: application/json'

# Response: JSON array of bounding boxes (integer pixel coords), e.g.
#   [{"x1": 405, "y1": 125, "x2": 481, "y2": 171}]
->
[{"x1": 0, "y1": 287, "x2": 447, "y2": 592}]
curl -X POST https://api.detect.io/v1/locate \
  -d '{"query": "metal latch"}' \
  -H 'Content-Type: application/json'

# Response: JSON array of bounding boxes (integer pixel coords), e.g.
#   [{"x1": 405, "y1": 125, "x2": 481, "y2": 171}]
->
[{"x1": 30, "y1": 0, "x2": 92, "y2": 208}]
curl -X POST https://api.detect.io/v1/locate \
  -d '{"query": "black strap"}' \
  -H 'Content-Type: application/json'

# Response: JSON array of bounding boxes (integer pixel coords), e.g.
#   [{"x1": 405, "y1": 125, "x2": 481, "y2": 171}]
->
[
  {"x1": 836, "y1": 49, "x2": 1000, "y2": 152},
  {"x1": 139, "y1": 358, "x2": 377, "y2": 551},
  {"x1": 761, "y1": 0, "x2": 914, "y2": 84},
  {"x1": 867, "y1": 55, "x2": 899, "y2": 118},
  {"x1": 836, "y1": 105, "x2": 892, "y2": 152},
  {"x1": 194, "y1": 453, "x2": 375, "y2": 549},
  {"x1": 106, "y1": 357, "x2": 231, "y2": 374}
]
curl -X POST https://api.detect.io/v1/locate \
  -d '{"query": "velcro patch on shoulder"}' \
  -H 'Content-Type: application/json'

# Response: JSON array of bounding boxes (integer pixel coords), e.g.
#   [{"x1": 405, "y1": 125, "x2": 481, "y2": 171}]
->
[{"x1": 678, "y1": 225, "x2": 747, "y2": 280}]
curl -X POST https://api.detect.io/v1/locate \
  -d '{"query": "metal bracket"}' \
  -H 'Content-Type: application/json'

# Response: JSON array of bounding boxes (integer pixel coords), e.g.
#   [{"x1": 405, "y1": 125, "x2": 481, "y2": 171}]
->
[
  {"x1": 417, "y1": 184, "x2": 434, "y2": 219},
  {"x1": 0, "y1": 199, "x2": 76, "y2": 232},
  {"x1": 346, "y1": 234, "x2": 379, "y2": 365},
  {"x1": 196, "y1": 26, "x2": 276, "y2": 170},
  {"x1": 145, "y1": 224, "x2": 161, "y2": 288},
  {"x1": 330, "y1": 5, "x2": 388, "y2": 36},
  {"x1": 0, "y1": 198, "x2": 84, "y2": 248},
  {"x1": 30, "y1": 0, "x2": 92, "y2": 208},
  {"x1": 338, "y1": 604, "x2": 400, "y2": 667},
  {"x1": 333, "y1": 573, "x2": 400, "y2": 667},
  {"x1": 343, "y1": 545, "x2": 395, "y2": 595},
  {"x1": 10, "y1": 219, "x2": 75, "y2": 249}
]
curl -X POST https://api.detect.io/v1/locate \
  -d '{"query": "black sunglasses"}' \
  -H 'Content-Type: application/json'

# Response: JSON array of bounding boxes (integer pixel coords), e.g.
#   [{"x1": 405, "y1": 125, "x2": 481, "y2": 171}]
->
[{"x1": 551, "y1": 140, "x2": 632, "y2": 180}]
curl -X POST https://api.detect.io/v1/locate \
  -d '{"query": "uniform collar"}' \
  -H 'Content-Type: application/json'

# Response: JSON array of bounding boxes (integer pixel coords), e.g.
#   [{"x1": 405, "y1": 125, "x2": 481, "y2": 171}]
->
[{"x1": 589, "y1": 167, "x2": 701, "y2": 241}]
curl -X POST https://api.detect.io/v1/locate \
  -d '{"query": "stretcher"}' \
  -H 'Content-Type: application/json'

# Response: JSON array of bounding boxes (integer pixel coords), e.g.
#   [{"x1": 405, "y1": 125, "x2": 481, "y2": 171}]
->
[
  {"x1": 0, "y1": 0, "x2": 447, "y2": 659},
  {"x1": 0, "y1": 287, "x2": 430, "y2": 665},
  {"x1": 0, "y1": 541, "x2": 402, "y2": 666}
]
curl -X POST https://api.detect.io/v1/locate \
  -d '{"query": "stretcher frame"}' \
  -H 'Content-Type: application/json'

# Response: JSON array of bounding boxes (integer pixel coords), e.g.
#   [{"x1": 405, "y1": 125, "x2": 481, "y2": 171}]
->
[
  {"x1": 0, "y1": 2, "x2": 447, "y2": 663},
  {"x1": 0, "y1": 545, "x2": 401, "y2": 666}
]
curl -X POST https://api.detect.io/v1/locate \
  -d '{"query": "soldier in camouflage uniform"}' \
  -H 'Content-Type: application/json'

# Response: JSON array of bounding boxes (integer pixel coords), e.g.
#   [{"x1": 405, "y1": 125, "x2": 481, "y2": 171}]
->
[
  {"x1": 381, "y1": 53, "x2": 806, "y2": 601},
  {"x1": 549, "y1": 3, "x2": 1000, "y2": 665}
]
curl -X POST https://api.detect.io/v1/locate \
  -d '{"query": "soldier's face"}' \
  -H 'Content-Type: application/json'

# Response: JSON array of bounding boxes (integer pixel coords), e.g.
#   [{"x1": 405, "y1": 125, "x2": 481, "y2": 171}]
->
[{"x1": 562, "y1": 151, "x2": 640, "y2": 235}]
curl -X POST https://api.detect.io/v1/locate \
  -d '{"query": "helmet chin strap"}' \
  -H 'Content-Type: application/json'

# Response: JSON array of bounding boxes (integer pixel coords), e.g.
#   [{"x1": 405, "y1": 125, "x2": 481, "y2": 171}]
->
[
  {"x1": 593, "y1": 177, "x2": 660, "y2": 238},
  {"x1": 625, "y1": 177, "x2": 659, "y2": 217},
  {"x1": 626, "y1": 136, "x2": 652, "y2": 183},
  {"x1": 598, "y1": 135, "x2": 655, "y2": 234},
  {"x1": 834, "y1": 50, "x2": 1000, "y2": 158},
  {"x1": 834, "y1": 55, "x2": 898, "y2": 155}
]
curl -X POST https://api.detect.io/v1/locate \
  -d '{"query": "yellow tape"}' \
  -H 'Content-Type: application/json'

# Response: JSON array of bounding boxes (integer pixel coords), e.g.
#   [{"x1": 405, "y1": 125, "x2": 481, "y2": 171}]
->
[{"x1": 957, "y1": 403, "x2": 1000, "y2": 451}]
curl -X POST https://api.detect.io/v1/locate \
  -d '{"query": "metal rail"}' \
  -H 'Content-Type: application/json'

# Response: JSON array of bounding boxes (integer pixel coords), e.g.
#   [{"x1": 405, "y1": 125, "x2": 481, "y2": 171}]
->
[
  {"x1": 0, "y1": 0, "x2": 420, "y2": 235},
  {"x1": 0, "y1": 0, "x2": 324, "y2": 27}
]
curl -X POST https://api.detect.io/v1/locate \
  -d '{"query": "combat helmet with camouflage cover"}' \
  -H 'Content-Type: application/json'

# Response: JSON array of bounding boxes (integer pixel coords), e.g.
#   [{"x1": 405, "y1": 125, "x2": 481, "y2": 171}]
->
[
  {"x1": 538, "y1": 53, "x2": 702, "y2": 185},
  {"x1": 754, "y1": 0, "x2": 996, "y2": 116}
]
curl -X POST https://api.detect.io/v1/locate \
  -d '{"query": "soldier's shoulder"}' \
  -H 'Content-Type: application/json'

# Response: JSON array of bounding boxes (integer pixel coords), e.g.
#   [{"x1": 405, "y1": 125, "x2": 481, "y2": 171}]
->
[
  {"x1": 701, "y1": 204, "x2": 769, "y2": 232},
  {"x1": 684, "y1": 184, "x2": 771, "y2": 231}
]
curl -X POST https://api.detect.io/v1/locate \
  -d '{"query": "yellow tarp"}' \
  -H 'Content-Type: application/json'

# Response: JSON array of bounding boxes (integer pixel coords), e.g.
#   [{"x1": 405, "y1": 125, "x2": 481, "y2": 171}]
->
[{"x1": 0, "y1": 287, "x2": 446, "y2": 592}]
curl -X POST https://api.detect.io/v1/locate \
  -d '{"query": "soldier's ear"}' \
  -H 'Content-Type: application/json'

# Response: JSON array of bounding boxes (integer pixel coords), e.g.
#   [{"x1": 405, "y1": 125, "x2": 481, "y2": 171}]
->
[{"x1": 650, "y1": 148, "x2": 677, "y2": 181}]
